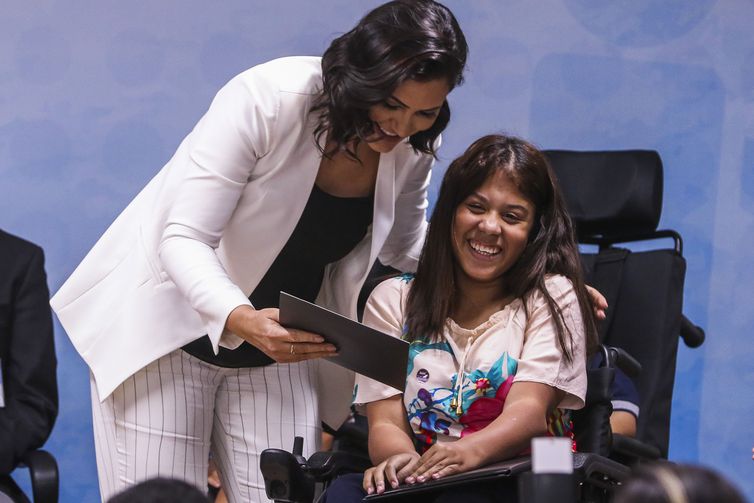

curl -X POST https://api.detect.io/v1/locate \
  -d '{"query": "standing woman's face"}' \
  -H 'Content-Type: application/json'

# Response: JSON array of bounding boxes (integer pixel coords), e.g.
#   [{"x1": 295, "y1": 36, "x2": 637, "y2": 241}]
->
[
  {"x1": 366, "y1": 78, "x2": 450, "y2": 154},
  {"x1": 451, "y1": 170, "x2": 535, "y2": 288}
]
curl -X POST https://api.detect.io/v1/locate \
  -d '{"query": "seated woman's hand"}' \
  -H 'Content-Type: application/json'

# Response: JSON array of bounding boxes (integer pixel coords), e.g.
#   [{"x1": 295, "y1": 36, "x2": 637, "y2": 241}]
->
[
  {"x1": 363, "y1": 452, "x2": 421, "y2": 495},
  {"x1": 405, "y1": 440, "x2": 483, "y2": 484},
  {"x1": 225, "y1": 305, "x2": 338, "y2": 363}
]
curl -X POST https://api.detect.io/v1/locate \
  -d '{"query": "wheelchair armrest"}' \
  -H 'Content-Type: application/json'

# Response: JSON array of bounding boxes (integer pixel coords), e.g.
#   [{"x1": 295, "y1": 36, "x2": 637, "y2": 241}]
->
[
  {"x1": 21, "y1": 450, "x2": 58, "y2": 503},
  {"x1": 307, "y1": 450, "x2": 372, "y2": 480},
  {"x1": 680, "y1": 315, "x2": 705, "y2": 348},
  {"x1": 611, "y1": 434, "x2": 661, "y2": 461},
  {"x1": 605, "y1": 346, "x2": 641, "y2": 379},
  {"x1": 573, "y1": 452, "x2": 631, "y2": 486}
]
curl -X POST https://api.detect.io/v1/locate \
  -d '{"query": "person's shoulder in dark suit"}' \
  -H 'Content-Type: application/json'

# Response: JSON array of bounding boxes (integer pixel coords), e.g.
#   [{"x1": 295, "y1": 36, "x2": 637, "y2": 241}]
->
[{"x1": 0, "y1": 228, "x2": 58, "y2": 476}]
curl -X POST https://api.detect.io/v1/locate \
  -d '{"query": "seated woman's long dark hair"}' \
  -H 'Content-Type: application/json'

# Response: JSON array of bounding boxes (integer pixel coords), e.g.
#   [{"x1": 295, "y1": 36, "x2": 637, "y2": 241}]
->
[
  {"x1": 405, "y1": 135, "x2": 598, "y2": 362},
  {"x1": 312, "y1": 0, "x2": 468, "y2": 159}
]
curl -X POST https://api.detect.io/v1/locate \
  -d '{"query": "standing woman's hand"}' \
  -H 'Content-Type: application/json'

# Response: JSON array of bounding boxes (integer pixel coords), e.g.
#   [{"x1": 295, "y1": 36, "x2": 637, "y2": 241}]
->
[
  {"x1": 225, "y1": 305, "x2": 337, "y2": 363},
  {"x1": 586, "y1": 285, "x2": 608, "y2": 320}
]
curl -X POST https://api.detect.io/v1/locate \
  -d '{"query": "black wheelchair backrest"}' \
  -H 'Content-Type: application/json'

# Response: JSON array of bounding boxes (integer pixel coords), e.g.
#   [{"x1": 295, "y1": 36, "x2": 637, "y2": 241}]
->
[{"x1": 545, "y1": 149, "x2": 692, "y2": 458}]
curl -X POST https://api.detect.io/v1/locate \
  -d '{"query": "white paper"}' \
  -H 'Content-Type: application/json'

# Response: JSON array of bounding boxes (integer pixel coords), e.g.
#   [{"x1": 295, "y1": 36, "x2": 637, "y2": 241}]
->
[{"x1": 531, "y1": 437, "x2": 573, "y2": 474}]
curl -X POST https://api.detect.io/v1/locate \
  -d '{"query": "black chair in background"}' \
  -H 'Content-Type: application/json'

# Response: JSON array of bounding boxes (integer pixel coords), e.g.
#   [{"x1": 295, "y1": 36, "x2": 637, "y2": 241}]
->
[{"x1": 0, "y1": 230, "x2": 60, "y2": 503}]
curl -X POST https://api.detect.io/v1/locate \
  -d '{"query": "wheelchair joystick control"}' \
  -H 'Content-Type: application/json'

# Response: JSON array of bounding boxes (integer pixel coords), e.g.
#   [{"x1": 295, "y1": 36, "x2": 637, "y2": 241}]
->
[
  {"x1": 260, "y1": 437, "x2": 315, "y2": 503},
  {"x1": 293, "y1": 436, "x2": 307, "y2": 466}
]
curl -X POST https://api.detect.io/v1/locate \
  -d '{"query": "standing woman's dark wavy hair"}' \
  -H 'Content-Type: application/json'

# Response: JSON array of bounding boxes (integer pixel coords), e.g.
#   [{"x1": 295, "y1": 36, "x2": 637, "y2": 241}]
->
[
  {"x1": 405, "y1": 135, "x2": 598, "y2": 362},
  {"x1": 312, "y1": 0, "x2": 468, "y2": 158}
]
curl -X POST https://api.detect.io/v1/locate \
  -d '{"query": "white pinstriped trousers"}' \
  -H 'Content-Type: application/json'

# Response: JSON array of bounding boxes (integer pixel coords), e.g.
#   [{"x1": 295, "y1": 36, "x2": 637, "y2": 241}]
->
[{"x1": 91, "y1": 349, "x2": 320, "y2": 503}]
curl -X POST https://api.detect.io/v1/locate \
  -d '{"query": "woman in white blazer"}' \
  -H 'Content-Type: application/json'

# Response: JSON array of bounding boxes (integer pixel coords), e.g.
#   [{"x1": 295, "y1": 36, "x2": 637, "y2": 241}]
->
[{"x1": 51, "y1": 1, "x2": 467, "y2": 501}]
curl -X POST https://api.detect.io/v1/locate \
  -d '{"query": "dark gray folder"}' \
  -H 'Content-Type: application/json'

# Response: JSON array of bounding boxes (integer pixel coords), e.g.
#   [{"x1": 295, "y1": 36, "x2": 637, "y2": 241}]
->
[
  {"x1": 364, "y1": 457, "x2": 531, "y2": 500},
  {"x1": 279, "y1": 292, "x2": 408, "y2": 391}
]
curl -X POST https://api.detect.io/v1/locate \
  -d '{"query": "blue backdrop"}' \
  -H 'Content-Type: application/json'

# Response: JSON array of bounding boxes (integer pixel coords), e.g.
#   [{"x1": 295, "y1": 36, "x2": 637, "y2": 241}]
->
[{"x1": 2, "y1": 0, "x2": 752, "y2": 500}]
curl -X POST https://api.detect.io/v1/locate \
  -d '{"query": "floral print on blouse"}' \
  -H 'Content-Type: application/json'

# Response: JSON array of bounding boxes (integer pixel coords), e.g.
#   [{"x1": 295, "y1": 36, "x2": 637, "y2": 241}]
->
[{"x1": 353, "y1": 274, "x2": 587, "y2": 453}]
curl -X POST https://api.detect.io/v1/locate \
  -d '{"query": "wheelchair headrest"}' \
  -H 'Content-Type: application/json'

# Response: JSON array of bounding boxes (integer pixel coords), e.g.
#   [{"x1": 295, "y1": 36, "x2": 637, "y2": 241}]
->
[{"x1": 543, "y1": 150, "x2": 663, "y2": 238}]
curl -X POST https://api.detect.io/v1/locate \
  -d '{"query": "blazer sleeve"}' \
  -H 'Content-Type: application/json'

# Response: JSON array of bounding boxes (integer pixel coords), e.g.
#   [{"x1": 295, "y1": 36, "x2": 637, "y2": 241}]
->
[
  {"x1": 0, "y1": 246, "x2": 58, "y2": 475},
  {"x1": 377, "y1": 146, "x2": 435, "y2": 273},
  {"x1": 158, "y1": 72, "x2": 280, "y2": 350}
]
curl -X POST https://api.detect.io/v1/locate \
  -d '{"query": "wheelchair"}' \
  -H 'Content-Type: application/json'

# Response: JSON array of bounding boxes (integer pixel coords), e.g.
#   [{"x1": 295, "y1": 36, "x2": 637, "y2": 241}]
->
[{"x1": 259, "y1": 149, "x2": 705, "y2": 503}]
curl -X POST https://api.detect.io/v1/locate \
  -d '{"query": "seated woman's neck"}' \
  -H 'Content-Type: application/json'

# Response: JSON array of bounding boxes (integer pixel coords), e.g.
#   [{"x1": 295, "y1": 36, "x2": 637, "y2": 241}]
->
[{"x1": 451, "y1": 279, "x2": 512, "y2": 330}]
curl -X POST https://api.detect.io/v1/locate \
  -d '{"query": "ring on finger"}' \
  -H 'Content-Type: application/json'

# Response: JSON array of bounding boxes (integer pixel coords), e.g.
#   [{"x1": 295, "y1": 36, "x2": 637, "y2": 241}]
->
[{"x1": 290, "y1": 343, "x2": 295, "y2": 355}]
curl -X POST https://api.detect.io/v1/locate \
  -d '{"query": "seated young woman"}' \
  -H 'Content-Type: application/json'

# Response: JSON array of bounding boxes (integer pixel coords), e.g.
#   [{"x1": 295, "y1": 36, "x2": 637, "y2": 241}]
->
[{"x1": 324, "y1": 134, "x2": 599, "y2": 503}]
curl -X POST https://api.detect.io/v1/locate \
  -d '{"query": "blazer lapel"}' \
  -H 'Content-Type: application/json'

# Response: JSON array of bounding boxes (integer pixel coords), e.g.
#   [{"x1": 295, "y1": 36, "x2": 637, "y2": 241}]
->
[{"x1": 369, "y1": 151, "x2": 396, "y2": 266}]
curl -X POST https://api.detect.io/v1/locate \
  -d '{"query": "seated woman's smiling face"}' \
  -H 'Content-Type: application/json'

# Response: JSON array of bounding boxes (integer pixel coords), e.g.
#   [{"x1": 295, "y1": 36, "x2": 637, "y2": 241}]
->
[{"x1": 451, "y1": 169, "x2": 535, "y2": 288}]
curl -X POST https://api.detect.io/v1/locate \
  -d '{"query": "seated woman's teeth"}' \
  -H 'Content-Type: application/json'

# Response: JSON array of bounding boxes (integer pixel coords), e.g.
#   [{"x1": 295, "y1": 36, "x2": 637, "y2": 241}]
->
[{"x1": 470, "y1": 241, "x2": 501, "y2": 255}]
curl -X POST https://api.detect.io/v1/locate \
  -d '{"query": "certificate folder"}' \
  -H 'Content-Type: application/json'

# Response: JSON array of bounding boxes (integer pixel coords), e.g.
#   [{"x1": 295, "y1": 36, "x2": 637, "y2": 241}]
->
[
  {"x1": 364, "y1": 457, "x2": 532, "y2": 500},
  {"x1": 279, "y1": 292, "x2": 408, "y2": 391}
]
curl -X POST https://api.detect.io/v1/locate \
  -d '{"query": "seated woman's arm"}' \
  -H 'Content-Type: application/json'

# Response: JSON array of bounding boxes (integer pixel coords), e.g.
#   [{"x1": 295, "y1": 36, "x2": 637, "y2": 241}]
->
[
  {"x1": 405, "y1": 381, "x2": 563, "y2": 483},
  {"x1": 362, "y1": 395, "x2": 420, "y2": 494},
  {"x1": 367, "y1": 395, "x2": 416, "y2": 464},
  {"x1": 356, "y1": 278, "x2": 421, "y2": 494}
]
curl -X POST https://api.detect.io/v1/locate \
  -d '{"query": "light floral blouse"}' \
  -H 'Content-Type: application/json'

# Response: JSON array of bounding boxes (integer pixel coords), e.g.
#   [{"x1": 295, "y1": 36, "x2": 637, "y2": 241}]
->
[{"x1": 353, "y1": 274, "x2": 587, "y2": 452}]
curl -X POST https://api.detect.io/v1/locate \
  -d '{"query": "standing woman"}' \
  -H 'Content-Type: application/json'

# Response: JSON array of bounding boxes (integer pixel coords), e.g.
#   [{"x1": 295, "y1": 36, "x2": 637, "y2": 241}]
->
[{"x1": 50, "y1": 1, "x2": 467, "y2": 501}]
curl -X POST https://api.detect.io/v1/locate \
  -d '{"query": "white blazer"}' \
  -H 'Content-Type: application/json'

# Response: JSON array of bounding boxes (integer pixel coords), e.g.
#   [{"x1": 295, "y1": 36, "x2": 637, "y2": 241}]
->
[{"x1": 51, "y1": 56, "x2": 433, "y2": 427}]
